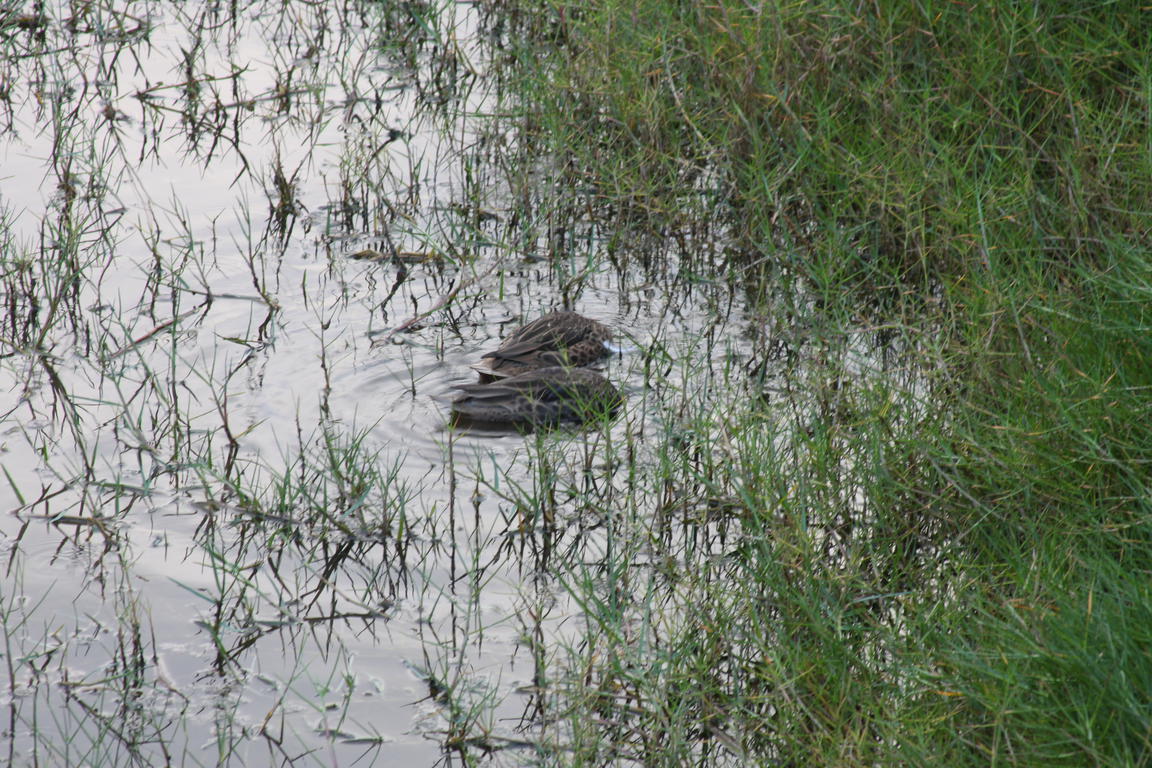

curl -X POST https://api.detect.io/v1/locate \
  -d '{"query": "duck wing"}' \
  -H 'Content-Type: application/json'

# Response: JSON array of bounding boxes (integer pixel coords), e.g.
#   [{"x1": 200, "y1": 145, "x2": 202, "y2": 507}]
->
[
  {"x1": 453, "y1": 368, "x2": 621, "y2": 424},
  {"x1": 454, "y1": 375, "x2": 571, "y2": 404},
  {"x1": 482, "y1": 312, "x2": 604, "y2": 364}
]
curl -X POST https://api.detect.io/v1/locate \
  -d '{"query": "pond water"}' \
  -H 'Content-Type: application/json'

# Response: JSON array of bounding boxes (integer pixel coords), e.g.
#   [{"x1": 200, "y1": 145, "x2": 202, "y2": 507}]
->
[
  {"x1": 0, "y1": 2, "x2": 910, "y2": 766},
  {"x1": 0, "y1": 2, "x2": 759, "y2": 765}
]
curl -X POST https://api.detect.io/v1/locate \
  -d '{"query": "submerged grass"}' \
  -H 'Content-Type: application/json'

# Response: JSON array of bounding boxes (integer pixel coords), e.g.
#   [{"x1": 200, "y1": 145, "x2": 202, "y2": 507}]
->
[
  {"x1": 492, "y1": 0, "x2": 1152, "y2": 764},
  {"x1": 0, "y1": 1, "x2": 493, "y2": 763}
]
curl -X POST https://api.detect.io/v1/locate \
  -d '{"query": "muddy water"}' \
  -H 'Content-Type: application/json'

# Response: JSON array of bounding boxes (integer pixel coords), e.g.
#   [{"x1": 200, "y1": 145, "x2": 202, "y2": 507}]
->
[{"x1": 0, "y1": 2, "x2": 774, "y2": 766}]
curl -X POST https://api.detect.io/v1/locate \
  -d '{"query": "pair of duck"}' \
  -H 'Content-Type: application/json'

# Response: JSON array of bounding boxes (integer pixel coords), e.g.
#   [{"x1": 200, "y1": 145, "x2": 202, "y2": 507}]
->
[{"x1": 451, "y1": 311, "x2": 621, "y2": 426}]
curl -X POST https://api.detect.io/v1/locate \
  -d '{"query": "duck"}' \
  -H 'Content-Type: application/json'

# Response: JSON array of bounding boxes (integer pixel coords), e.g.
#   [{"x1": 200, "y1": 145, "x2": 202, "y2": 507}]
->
[
  {"x1": 452, "y1": 366, "x2": 622, "y2": 425},
  {"x1": 471, "y1": 311, "x2": 613, "y2": 380}
]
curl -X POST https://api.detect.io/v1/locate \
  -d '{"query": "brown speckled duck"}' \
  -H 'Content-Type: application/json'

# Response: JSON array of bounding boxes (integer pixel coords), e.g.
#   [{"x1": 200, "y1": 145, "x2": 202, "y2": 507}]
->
[
  {"x1": 471, "y1": 311, "x2": 613, "y2": 380},
  {"x1": 452, "y1": 366, "x2": 622, "y2": 425}
]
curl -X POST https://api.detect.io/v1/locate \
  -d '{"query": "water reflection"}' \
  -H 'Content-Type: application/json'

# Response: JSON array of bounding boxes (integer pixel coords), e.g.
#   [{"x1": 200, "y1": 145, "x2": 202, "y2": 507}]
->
[{"x1": 0, "y1": 0, "x2": 903, "y2": 765}]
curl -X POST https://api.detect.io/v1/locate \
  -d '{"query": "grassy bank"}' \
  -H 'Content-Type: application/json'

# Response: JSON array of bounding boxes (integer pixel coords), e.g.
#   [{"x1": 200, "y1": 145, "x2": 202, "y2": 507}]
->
[{"x1": 498, "y1": 0, "x2": 1152, "y2": 763}]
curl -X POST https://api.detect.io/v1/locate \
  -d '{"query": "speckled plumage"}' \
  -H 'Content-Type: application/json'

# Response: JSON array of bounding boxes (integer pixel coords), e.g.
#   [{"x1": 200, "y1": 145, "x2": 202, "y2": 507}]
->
[
  {"x1": 471, "y1": 311, "x2": 612, "y2": 379},
  {"x1": 452, "y1": 367, "x2": 622, "y2": 425}
]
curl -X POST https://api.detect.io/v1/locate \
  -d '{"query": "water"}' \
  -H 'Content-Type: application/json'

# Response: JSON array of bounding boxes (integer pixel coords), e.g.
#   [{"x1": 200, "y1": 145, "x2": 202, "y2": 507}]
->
[{"x1": 0, "y1": 2, "x2": 769, "y2": 765}]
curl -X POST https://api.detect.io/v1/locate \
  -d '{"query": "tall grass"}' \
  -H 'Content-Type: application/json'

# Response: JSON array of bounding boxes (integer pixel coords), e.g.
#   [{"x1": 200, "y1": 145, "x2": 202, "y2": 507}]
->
[
  {"x1": 506, "y1": 0, "x2": 1150, "y2": 287},
  {"x1": 496, "y1": 0, "x2": 1152, "y2": 764}
]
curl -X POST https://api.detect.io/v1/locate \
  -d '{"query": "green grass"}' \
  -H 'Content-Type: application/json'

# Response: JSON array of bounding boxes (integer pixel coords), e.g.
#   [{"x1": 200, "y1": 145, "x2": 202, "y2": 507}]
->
[
  {"x1": 3, "y1": 0, "x2": 1150, "y2": 763},
  {"x1": 505, "y1": 0, "x2": 1151, "y2": 288},
  {"x1": 492, "y1": 0, "x2": 1152, "y2": 764}
]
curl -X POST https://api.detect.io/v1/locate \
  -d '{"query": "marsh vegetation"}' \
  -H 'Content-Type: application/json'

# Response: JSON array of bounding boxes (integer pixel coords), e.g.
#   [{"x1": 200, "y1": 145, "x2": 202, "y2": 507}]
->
[{"x1": 1, "y1": 1, "x2": 1149, "y2": 766}]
